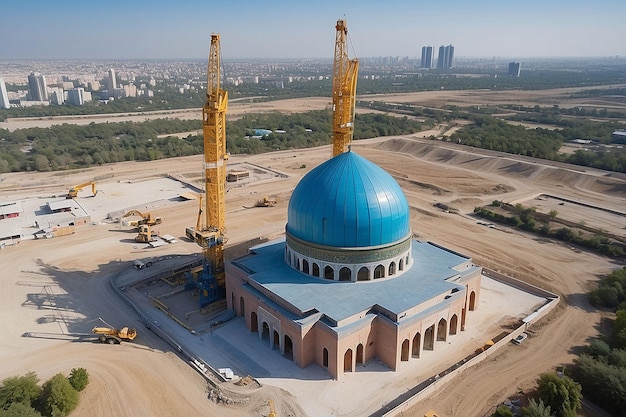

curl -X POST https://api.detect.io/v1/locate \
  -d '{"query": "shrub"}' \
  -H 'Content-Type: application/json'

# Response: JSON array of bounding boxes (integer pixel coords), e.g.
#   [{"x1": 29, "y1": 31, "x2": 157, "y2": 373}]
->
[{"x1": 67, "y1": 369, "x2": 88, "y2": 393}]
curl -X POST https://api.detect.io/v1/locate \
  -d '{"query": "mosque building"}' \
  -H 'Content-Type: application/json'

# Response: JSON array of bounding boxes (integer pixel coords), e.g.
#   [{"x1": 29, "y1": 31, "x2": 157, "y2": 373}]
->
[{"x1": 225, "y1": 150, "x2": 482, "y2": 379}]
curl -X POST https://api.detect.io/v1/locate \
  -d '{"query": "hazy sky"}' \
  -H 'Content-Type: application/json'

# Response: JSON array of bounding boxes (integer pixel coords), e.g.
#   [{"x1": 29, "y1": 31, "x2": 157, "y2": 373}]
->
[{"x1": 2, "y1": 0, "x2": 625, "y2": 60}]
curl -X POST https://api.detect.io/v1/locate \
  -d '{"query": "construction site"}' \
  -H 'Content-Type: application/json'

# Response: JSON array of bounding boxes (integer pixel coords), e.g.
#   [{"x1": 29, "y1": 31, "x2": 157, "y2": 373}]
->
[{"x1": 1, "y1": 20, "x2": 625, "y2": 417}]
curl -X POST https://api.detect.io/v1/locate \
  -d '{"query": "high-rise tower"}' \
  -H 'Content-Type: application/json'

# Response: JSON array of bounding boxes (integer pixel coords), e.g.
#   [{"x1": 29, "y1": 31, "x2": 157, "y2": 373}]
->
[
  {"x1": 0, "y1": 78, "x2": 10, "y2": 109},
  {"x1": 508, "y1": 62, "x2": 521, "y2": 77},
  {"x1": 28, "y1": 72, "x2": 48, "y2": 101},
  {"x1": 107, "y1": 68, "x2": 117, "y2": 91},
  {"x1": 421, "y1": 46, "x2": 433, "y2": 68},
  {"x1": 436, "y1": 45, "x2": 455, "y2": 69}
]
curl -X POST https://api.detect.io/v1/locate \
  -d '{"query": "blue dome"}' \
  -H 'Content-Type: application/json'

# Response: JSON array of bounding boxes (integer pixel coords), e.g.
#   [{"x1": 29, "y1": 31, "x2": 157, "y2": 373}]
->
[{"x1": 287, "y1": 151, "x2": 410, "y2": 248}]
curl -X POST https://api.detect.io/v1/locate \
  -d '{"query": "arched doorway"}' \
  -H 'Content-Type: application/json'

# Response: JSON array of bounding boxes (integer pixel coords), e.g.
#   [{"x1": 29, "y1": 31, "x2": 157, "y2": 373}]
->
[
  {"x1": 450, "y1": 314, "x2": 458, "y2": 335},
  {"x1": 239, "y1": 296, "x2": 245, "y2": 317},
  {"x1": 262, "y1": 322, "x2": 270, "y2": 340},
  {"x1": 469, "y1": 291, "x2": 476, "y2": 311},
  {"x1": 339, "y1": 267, "x2": 351, "y2": 281},
  {"x1": 284, "y1": 335, "x2": 293, "y2": 360},
  {"x1": 401, "y1": 339, "x2": 410, "y2": 361},
  {"x1": 424, "y1": 325, "x2": 435, "y2": 350},
  {"x1": 324, "y1": 266, "x2": 334, "y2": 280},
  {"x1": 437, "y1": 318, "x2": 447, "y2": 342},
  {"x1": 412, "y1": 332, "x2": 421, "y2": 358},
  {"x1": 356, "y1": 344, "x2": 364, "y2": 365},
  {"x1": 323, "y1": 348, "x2": 329, "y2": 368},
  {"x1": 250, "y1": 311, "x2": 258, "y2": 333},
  {"x1": 344, "y1": 349, "x2": 353, "y2": 372}
]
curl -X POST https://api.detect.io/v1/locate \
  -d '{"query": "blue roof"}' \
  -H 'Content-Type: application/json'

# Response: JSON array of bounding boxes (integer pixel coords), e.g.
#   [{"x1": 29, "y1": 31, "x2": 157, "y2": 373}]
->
[{"x1": 286, "y1": 151, "x2": 410, "y2": 248}]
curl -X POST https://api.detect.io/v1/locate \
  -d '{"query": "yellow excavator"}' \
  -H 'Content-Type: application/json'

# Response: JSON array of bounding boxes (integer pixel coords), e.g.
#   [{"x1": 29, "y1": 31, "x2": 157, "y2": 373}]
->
[
  {"x1": 122, "y1": 210, "x2": 163, "y2": 228},
  {"x1": 66, "y1": 181, "x2": 97, "y2": 199},
  {"x1": 135, "y1": 224, "x2": 158, "y2": 243}
]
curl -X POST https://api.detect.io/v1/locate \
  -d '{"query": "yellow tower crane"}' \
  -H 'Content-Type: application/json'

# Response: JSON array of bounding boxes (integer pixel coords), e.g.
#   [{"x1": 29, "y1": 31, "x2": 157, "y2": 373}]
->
[
  {"x1": 331, "y1": 19, "x2": 359, "y2": 157},
  {"x1": 185, "y1": 34, "x2": 228, "y2": 307}
]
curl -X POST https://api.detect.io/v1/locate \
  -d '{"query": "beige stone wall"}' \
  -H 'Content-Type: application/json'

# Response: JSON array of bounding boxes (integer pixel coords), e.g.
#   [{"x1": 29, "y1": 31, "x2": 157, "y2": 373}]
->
[{"x1": 225, "y1": 261, "x2": 483, "y2": 380}]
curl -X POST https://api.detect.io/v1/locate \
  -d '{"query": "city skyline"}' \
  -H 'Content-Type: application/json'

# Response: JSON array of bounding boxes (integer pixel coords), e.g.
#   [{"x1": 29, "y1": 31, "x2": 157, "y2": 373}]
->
[{"x1": 2, "y1": 0, "x2": 625, "y2": 60}]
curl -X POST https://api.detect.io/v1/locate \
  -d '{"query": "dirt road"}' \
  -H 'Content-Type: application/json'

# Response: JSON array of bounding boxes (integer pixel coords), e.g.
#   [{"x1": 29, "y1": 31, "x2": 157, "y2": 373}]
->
[{"x1": 1, "y1": 92, "x2": 624, "y2": 416}]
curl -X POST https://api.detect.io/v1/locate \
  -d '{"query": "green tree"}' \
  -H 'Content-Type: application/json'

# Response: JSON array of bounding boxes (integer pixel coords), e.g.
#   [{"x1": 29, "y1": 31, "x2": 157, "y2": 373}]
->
[
  {"x1": 67, "y1": 369, "x2": 88, "y2": 393},
  {"x1": 0, "y1": 402, "x2": 42, "y2": 417},
  {"x1": 523, "y1": 398, "x2": 553, "y2": 417},
  {"x1": 38, "y1": 374, "x2": 78, "y2": 417},
  {"x1": 0, "y1": 373, "x2": 41, "y2": 410},
  {"x1": 494, "y1": 405, "x2": 515, "y2": 417},
  {"x1": 536, "y1": 373, "x2": 582, "y2": 417}
]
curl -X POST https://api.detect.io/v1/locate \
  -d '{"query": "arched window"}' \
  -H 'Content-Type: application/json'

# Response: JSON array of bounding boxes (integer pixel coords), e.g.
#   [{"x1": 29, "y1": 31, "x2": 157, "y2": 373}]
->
[
  {"x1": 399, "y1": 258, "x2": 404, "y2": 271},
  {"x1": 388, "y1": 262, "x2": 396, "y2": 276},
  {"x1": 356, "y1": 343, "x2": 364, "y2": 364},
  {"x1": 284, "y1": 335, "x2": 293, "y2": 360},
  {"x1": 302, "y1": 259, "x2": 309, "y2": 274},
  {"x1": 250, "y1": 311, "x2": 258, "y2": 333},
  {"x1": 469, "y1": 291, "x2": 476, "y2": 311},
  {"x1": 324, "y1": 266, "x2": 334, "y2": 280},
  {"x1": 339, "y1": 267, "x2": 351, "y2": 281},
  {"x1": 374, "y1": 265, "x2": 385, "y2": 279},
  {"x1": 312, "y1": 263, "x2": 320, "y2": 277},
  {"x1": 323, "y1": 348, "x2": 329, "y2": 368},
  {"x1": 450, "y1": 314, "x2": 458, "y2": 335},
  {"x1": 296, "y1": 258, "x2": 300, "y2": 270},
  {"x1": 437, "y1": 318, "x2": 447, "y2": 342},
  {"x1": 357, "y1": 267, "x2": 369, "y2": 281},
  {"x1": 344, "y1": 349, "x2": 353, "y2": 372},
  {"x1": 424, "y1": 325, "x2": 435, "y2": 350},
  {"x1": 401, "y1": 339, "x2": 410, "y2": 361},
  {"x1": 412, "y1": 332, "x2": 421, "y2": 358},
  {"x1": 239, "y1": 296, "x2": 245, "y2": 317}
]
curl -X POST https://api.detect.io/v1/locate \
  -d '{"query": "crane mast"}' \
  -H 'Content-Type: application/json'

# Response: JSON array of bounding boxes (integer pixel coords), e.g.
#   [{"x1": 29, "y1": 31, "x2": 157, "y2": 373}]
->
[
  {"x1": 186, "y1": 34, "x2": 228, "y2": 305},
  {"x1": 331, "y1": 19, "x2": 359, "y2": 157}
]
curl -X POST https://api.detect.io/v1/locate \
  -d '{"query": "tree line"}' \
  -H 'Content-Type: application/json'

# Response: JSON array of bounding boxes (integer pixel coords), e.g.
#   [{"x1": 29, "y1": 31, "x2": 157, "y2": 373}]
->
[{"x1": 0, "y1": 110, "x2": 423, "y2": 173}]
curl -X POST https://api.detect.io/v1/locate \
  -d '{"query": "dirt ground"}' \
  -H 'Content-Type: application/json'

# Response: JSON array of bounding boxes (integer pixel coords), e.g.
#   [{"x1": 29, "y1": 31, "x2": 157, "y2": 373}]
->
[{"x1": 1, "y1": 90, "x2": 625, "y2": 417}]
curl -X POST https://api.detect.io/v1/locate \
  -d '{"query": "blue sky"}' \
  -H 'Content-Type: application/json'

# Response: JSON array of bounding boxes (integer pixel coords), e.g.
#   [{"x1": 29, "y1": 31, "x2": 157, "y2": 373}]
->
[{"x1": 2, "y1": 0, "x2": 625, "y2": 60}]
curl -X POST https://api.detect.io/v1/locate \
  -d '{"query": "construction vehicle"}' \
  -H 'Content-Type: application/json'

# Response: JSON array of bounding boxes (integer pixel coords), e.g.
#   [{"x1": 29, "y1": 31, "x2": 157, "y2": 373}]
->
[
  {"x1": 66, "y1": 181, "x2": 97, "y2": 199},
  {"x1": 121, "y1": 210, "x2": 163, "y2": 228},
  {"x1": 255, "y1": 196, "x2": 276, "y2": 207},
  {"x1": 184, "y1": 34, "x2": 228, "y2": 308},
  {"x1": 331, "y1": 19, "x2": 359, "y2": 157},
  {"x1": 92, "y1": 319, "x2": 137, "y2": 344},
  {"x1": 268, "y1": 399, "x2": 277, "y2": 417},
  {"x1": 135, "y1": 224, "x2": 158, "y2": 243}
]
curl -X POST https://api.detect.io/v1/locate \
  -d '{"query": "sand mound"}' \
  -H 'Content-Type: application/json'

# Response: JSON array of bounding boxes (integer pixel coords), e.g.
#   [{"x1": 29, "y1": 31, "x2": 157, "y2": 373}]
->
[{"x1": 373, "y1": 138, "x2": 626, "y2": 199}]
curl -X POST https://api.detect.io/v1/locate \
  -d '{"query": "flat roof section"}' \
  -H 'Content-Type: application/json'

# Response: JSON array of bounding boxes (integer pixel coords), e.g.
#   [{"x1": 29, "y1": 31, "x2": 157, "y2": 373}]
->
[{"x1": 232, "y1": 240, "x2": 476, "y2": 325}]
